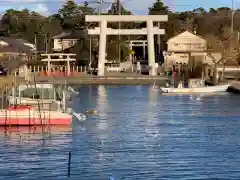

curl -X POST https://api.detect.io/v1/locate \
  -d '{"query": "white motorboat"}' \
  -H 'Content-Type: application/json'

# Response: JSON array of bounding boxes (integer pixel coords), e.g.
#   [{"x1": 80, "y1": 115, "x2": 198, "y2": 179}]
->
[
  {"x1": 160, "y1": 84, "x2": 230, "y2": 93},
  {"x1": 160, "y1": 79, "x2": 230, "y2": 93}
]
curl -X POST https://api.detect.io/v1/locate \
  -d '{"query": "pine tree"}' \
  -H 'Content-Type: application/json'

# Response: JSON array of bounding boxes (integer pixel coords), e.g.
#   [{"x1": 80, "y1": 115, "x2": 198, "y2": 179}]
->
[
  {"x1": 108, "y1": 0, "x2": 131, "y2": 15},
  {"x1": 149, "y1": 0, "x2": 169, "y2": 15}
]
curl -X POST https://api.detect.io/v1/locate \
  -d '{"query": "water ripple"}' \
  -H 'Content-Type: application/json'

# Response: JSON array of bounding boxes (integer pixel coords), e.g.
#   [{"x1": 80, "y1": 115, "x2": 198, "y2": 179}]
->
[{"x1": 1, "y1": 85, "x2": 240, "y2": 179}]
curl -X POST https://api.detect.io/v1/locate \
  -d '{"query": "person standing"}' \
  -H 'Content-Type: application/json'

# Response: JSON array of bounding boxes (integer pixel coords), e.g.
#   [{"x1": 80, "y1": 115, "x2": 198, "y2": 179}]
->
[
  {"x1": 136, "y1": 61, "x2": 141, "y2": 74},
  {"x1": 155, "y1": 62, "x2": 159, "y2": 75}
]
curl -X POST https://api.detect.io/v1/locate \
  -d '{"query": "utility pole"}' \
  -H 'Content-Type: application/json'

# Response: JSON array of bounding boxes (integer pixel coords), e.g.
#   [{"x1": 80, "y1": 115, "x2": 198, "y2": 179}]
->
[
  {"x1": 118, "y1": 0, "x2": 121, "y2": 63},
  {"x1": 231, "y1": 0, "x2": 234, "y2": 33},
  {"x1": 34, "y1": 33, "x2": 37, "y2": 60},
  {"x1": 45, "y1": 34, "x2": 48, "y2": 53}
]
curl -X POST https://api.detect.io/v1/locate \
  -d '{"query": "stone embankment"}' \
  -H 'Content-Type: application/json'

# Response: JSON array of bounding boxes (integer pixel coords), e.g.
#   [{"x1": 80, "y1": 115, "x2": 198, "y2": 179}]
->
[{"x1": 35, "y1": 75, "x2": 168, "y2": 85}]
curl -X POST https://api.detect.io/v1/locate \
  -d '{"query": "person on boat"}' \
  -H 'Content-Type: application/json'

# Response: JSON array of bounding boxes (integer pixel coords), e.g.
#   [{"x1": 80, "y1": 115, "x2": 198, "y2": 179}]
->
[
  {"x1": 31, "y1": 93, "x2": 40, "y2": 99},
  {"x1": 178, "y1": 80, "x2": 183, "y2": 88},
  {"x1": 172, "y1": 69, "x2": 178, "y2": 88},
  {"x1": 155, "y1": 62, "x2": 159, "y2": 75}
]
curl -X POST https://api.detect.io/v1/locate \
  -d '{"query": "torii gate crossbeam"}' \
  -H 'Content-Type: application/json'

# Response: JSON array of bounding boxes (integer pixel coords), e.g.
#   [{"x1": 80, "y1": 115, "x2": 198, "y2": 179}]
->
[{"x1": 85, "y1": 15, "x2": 168, "y2": 76}]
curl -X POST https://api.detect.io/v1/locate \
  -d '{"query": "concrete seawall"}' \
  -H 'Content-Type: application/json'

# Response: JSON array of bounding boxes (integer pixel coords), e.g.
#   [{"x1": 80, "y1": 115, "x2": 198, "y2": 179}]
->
[
  {"x1": 3, "y1": 75, "x2": 240, "y2": 93},
  {"x1": 35, "y1": 76, "x2": 168, "y2": 85}
]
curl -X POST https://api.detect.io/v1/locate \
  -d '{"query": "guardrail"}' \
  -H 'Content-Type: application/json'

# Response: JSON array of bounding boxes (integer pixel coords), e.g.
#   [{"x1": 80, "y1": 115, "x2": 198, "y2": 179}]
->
[{"x1": 28, "y1": 65, "x2": 88, "y2": 73}]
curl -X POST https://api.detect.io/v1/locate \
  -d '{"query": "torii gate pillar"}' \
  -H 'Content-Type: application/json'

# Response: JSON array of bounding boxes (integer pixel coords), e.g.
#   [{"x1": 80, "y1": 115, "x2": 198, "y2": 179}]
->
[
  {"x1": 86, "y1": 15, "x2": 168, "y2": 76},
  {"x1": 147, "y1": 20, "x2": 155, "y2": 75},
  {"x1": 98, "y1": 20, "x2": 107, "y2": 76}
]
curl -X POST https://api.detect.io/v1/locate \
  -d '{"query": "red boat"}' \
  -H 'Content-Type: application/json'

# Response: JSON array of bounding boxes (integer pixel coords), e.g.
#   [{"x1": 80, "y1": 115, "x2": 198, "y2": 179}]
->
[{"x1": 0, "y1": 105, "x2": 72, "y2": 126}]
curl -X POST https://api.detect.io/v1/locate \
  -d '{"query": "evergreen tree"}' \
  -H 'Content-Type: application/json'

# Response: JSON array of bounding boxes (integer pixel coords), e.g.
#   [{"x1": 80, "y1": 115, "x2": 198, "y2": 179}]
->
[{"x1": 148, "y1": 0, "x2": 169, "y2": 15}]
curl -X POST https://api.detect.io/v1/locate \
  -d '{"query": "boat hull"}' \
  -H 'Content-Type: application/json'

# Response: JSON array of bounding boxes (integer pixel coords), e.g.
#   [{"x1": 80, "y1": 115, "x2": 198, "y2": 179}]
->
[
  {"x1": 0, "y1": 106, "x2": 72, "y2": 126},
  {"x1": 160, "y1": 84, "x2": 230, "y2": 93}
]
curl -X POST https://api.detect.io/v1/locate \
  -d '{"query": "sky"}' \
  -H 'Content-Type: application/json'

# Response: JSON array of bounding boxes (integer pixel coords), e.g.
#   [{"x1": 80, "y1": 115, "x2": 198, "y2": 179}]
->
[{"x1": 0, "y1": 0, "x2": 238, "y2": 16}]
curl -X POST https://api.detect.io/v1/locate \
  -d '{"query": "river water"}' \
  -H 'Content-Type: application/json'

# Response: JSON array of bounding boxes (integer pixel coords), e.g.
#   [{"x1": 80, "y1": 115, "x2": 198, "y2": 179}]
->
[{"x1": 0, "y1": 85, "x2": 240, "y2": 179}]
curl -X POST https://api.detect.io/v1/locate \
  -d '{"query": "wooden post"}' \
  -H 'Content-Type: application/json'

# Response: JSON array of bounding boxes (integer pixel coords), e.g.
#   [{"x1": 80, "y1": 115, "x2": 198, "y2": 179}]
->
[
  {"x1": 143, "y1": 41, "x2": 146, "y2": 60},
  {"x1": 67, "y1": 55, "x2": 70, "y2": 76},
  {"x1": 47, "y1": 55, "x2": 51, "y2": 75},
  {"x1": 129, "y1": 41, "x2": 132, "y2": 62},
  {"x1": 213, "y1": 62, "x2": 217, "y2": 85},
  {"x1": 67, "y1": 152, "x2": 71, "y2": 177}
]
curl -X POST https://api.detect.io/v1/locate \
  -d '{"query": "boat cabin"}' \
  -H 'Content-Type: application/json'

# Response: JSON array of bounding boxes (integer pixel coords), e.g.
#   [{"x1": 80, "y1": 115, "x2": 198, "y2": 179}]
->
[{"x1": 8, "y1": 84, "x2": 67, "y2": 107}]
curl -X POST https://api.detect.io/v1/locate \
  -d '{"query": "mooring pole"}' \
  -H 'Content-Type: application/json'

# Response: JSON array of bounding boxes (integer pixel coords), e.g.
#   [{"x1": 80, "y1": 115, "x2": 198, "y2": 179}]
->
[{"x1": 67, "y1": 152, "x2": 72, "y2": 177}]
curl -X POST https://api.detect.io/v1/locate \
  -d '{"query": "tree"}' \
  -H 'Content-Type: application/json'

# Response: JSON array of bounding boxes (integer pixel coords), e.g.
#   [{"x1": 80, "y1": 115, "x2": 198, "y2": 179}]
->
[
  {"x1": 206, "y1": 31, "x2": 240, "y2": 84},
  {"x1": 58, "y1": 0, "x2": 94, "y2": 29},
  {"x1": 148, "y1": 0, "x2": 169, "y2": 15},
  {"x1": 2, "y1": 2, "x2": 240, "y2": 71},
  {"x1": 148, "y1": 0, "x2": 171, "y2": 50},
  {"x1": 209, "y1": 8, "x2": 217, "y2": 14},
  {"x1": 107, "y1": 0, "x2": 133, "y2": 30},
  {"x1": 193, "y1": 7, "x2": 206, "y2": 16},
  {"x1": 108, "y1": 0, "x2": 131, "y2": 15},
  {"x1": 0, "y1": 9, "x2": 46, "y2": 43},
  {"x1": 106, "y1": 0, "x2": 133, "y2": 62},
  {"x1": 59, "y1": 0, "x2": 78, "y2": 17}
]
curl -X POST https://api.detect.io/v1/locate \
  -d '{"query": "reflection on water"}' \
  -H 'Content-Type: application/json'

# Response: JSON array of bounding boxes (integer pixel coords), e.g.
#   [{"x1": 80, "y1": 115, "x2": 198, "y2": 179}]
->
[
  {"x1": 96, "y1": 85, "x2": 109, "y2": 158},
  {"x1": 0, "y1": 126, "x2": 72, "y2": 146},
  {"x1": 144, "y1": 87, "x2": 160, "y2": 139},
  {"x1": 0, "y1": 126, "x2": 72, "y2": 179},
  {"x1": 97, "y1": 85, "x2": 108, "y2": 121},
  {"x1": 1, "y1": 86, "x2": 240, "y2": 179}
]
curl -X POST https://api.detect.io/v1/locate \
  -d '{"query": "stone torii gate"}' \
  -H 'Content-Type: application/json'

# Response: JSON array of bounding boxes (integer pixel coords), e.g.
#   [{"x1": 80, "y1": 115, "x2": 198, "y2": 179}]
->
[{"x1": 85, "y1": 15, "x2": 168, "y2": 76}]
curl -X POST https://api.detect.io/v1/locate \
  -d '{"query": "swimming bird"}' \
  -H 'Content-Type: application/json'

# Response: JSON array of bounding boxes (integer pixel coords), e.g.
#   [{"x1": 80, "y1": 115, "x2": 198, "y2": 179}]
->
[{"x1": 84, "y1": 109, "x2": 98, "y2": 115}]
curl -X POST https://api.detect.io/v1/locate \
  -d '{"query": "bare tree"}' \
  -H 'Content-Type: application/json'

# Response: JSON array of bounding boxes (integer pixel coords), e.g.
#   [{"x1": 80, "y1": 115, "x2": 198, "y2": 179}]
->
[{"x1": 205, "y1": 29, "x2": 240, "y2": 84}]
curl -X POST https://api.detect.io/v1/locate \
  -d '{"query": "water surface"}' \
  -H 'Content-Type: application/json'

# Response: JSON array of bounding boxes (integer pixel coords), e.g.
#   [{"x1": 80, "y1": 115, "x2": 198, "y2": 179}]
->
[{"x1": 0, "y1": 85, "x2": 240, "y2": 179}]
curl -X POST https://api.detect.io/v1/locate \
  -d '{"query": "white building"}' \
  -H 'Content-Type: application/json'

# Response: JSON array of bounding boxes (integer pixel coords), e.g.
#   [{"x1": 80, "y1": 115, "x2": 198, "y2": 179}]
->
[
  {"x1": 52, "y1": 31, "x2": 80, "y2": 52},
  {"x1": 164, "y1": 31, "x2": 221, "y2": 70}
]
